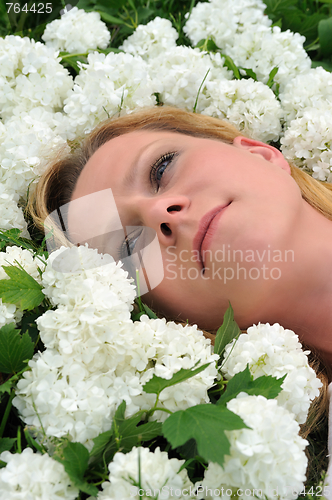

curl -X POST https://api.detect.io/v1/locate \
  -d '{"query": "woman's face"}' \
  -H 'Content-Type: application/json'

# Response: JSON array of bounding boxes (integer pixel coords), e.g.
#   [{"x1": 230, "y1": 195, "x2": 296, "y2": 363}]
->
[{"x1": 69, "y1": 130, "x2": 303, "y2": 330}]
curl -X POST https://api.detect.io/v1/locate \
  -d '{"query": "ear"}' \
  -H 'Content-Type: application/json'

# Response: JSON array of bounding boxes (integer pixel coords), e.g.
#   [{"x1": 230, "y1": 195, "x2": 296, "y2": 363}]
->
[{"x1": 233, "y1": 136, "x2": 291, "y2": 174}]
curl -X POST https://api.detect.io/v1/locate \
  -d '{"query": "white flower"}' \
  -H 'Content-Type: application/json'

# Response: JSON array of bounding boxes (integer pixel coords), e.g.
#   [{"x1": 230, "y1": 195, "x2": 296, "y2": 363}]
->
[
  {"x1": 0, "y1": 245, "x2": 44, "y2": 283},
  {"x1": 63, "y1": 51, "x2": 156, "y2": 136},
  {"x1": 221, "y1": 323, "x2": 322, "y2": 423},
  {"x1": 183, "y1": 0, "x2": 271, "y2": 48},
  {"x1": 198, "y1": 394, "x2": 307, "y2": 500},
  {"x1": 41, "y1": 245, "x2": 136, "y2": 312},
  {"x1": 147, "y1": 46, "x2": 232, "y2": 112},
  {"x1": 0, "y1": 111, "x2": 69, "y2": 201},
  {"x1": 225, "y1": 27, "x2": 311, "y2": 90},
  {"x1": 0, "y1": 182, "x2": 29, "y2": 237},
  {"x1": 280, "y1": 106, "x2": 332, "y2": 182},
  {"x1": 94, "y1": 447, "x2": 195, "y2": 500},
  {"x1": 0, "y1": 36, "x2": 73, "y2": 121},
  {"x1": 42, "y1": 7, "x2": 110, "y2": 54},
  {"x1": 120, "y1": 17, "x2": 178, "y2": 60},
  {"x1": 280, "y1": 67, "x2": 332, "y2": 126},
  {"x1": 203, "y1": 78, "x2": 282, "y2": 142},
  {"x1": 0, "y1": 299, "x2": 22, "y2": 328},
  {"x1": 14, "y1": 314, "x2": 218, "y2": 449},
  {"x1": 0, "y1": 448, "x2": 79, "y2": 500}
]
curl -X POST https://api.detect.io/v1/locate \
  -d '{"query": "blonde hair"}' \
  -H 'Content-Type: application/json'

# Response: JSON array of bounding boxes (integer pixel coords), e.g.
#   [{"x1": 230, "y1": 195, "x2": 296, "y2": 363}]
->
[{"x1": 27, "y1": 106, "x2": 330, "y2": 477}]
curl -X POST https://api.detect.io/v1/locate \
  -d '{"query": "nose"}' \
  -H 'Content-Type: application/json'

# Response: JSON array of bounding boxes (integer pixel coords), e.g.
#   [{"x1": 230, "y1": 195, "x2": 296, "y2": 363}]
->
[{"x1": 140, "y1": 196, "x2": 190, "y2": 246}]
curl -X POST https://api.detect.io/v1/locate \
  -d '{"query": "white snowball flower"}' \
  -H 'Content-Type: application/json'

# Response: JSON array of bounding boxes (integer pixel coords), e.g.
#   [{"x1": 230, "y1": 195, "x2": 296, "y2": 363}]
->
[
  {"x1": 203, "y1": 78, "x2": 282, "y2": 142},
  {"x1": 63, "y1": 51, "x2": 156, "y2": 136},
  {"x1": 14, "y1": 314, "x2": 218, "y2": 449},
  {"x1": 280, "y1": 106, "x2": 332, "y2": 182},
  {"x1": 0, "y1": 448, "x2": 79, "y2": 500},
  {"x1": 0, "y1": 35, "x2": 73, "y2": 121},
  {"x1": 0, "y1": 299, "x2": 22, "y2": 328},
  {"x1": 120, "y1": 16, "x2": 178, "y2": 60},
  {"x1": 280, "y1": 66, "x2": 332, "y2": 126},
  {"x1": 0, "y1": 183, "x2": 29, "y2": 237},
  {"x1": 93, "y1": 447, "x2": 195, "y2": 500},
  {"x1": 41, "y1": 245, "x2": 136, "y2": 312},
  {"x1": 198, "y1": 394, "x2": 307, "y2": 500},
  {"x1": 183, "y1": 0, "x2": 271, "y2": 48},
  {"x1": 42, "y1": 7, "x2": 110, "y2": 54},
  {"x1": 221, "y1": 323, "x2": 322, "y2": 423},
  {"x1": 147, "y1": 46, "x2": 232, "y2": 112},
  {"x1": 0, "y1": 111, "x2": 69, "y2": 201},
  {"x1": 225, "y1": 27, "x2": 311, "y2": 91},
  {"x1": 0, "y1": 245, "x2": 44, "y2": 283}
]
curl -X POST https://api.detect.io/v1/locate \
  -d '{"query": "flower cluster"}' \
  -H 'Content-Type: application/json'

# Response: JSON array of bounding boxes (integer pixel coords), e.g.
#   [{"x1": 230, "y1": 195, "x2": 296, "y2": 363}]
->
[
  {"x1": 90, "y1": 447, "x2": 196, "y2": 500},
  {"x1": 0, "y1": 36, "x2": 73, "y2": 122},
  {"x1": 42, "y1": 7, "x2": 110, "y2": 54},
  {"x1": 0, "y1": 448, "x2": 79, "y2": 500},
  {"x1": 203, "y1": 78, "x2": 282, "y2": 142},
  {"x1": 221, "y1": 322, "x2": 322, "y2": 423},
  {"x1": 63, "y1": 51, "x2": 156, "y2": 137},
  {"x1": 119, "y1": 16, "x2": 178, "y2": 60},
  {"x1": 199, "y1": 394, "x2": 308, "y2": 500},
  {"x1": 13, "y1": 245, "x2": 218, "y2": 449}
]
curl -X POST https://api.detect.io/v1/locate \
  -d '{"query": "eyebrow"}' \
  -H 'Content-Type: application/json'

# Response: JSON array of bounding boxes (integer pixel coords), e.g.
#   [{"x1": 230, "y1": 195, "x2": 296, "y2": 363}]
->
[{"x1": 122, "y1": 138, "x2": 166, "y2": 189}]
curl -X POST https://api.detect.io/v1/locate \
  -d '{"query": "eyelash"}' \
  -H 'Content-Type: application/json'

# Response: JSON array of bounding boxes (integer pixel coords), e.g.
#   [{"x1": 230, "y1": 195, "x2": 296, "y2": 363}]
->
[
  {"x1": 117, "y1": 151, "x2": 178, "y2": 262},
  {"x1": 149, "y1": 151, "x2": 177, "y2": 191}
]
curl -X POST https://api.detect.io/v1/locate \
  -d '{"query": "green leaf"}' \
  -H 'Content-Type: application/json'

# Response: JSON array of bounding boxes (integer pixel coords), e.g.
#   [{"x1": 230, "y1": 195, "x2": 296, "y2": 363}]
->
[
  {"x1": 266, "y1": 66, "x2": 279, "y2": 88},
  {"x1": 239, "y1": 67, "x2": 258, "y2": 80},
  {"x1": 56, "y1": 442, "x2": 98, "y2": 496},
  {"x1": 98, "y1": 11, "x2": 127, "y2": 25},
  {"x1": 142, "y1": 303, "x2": 158, "y2": 319},
  {"x1": 219, "y1": 53, "x2": 240, "y2": 79},
  {"x1": 217, "y1": 365, "x2": 286, "y2": 406},
  {"x1": 20, "y1": 310, "x2": 40, "y2": 344},
  {"x1": 0, "y1": 438, "x2": 16, "y2": 453},
  {"x1": 90, "y1": 401, "x2": 162, "y2": 465},
  {"x1": 0, "y1": 265, "x2": 44, "y2": 311},
  {"x1": 0, "y1": 323, "x2": 34, "y2": 374},
  {"x1": 312, "y1": 59, "x2": 332, "y2": 72},
  {"x1": 143, "y1": 362, "x2": 211, "y2": 395},
  {"x1": 214, "y1": 303, "x2": 241, "y2": 364},
  {"x1": 318, "y1": 17, "x2": 332, "y2": 57},
  {"x1": 162, "y1": 404, "x2": 248, "y2": 467}
]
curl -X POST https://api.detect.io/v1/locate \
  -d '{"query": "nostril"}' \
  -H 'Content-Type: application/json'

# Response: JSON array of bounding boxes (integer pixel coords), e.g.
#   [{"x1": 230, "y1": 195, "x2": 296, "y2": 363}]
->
[
  {"x1": 167, "y1": 205, "x2": 181, "y2": 213},
  {"x1": 161, "y1": 223, "x2": 172, "y2": 236}
]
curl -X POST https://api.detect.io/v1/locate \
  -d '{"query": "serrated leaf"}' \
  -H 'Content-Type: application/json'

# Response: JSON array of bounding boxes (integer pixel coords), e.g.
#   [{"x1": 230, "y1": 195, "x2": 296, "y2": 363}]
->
[
  {"x1": 214, "y1": 303, "x2": 241, "y2": 364},
  {"x1": 143, "y1": 362, "x2": 211, "y2": 395},
  {"x1": 0, "y1": 323, "x2": 34, "y2": 374},
  {"x1": 319, "y1": 17, "x2": 332, "y2": 57},
  {"x1": 217, "y1": 365, "x2": 286, "y2": 406},
  {"x1": 20, "y1": 310, "x2": 40, "y2": 344},
  {"x1": 0, "y1": 265, "x2": 44, "y2": 311},
  {"x1": 162, "y1": 404, "x2": 248, "y2": 467},
  {"x1": 0, "y1": 438, "x2": 16, "y2": 453},
  {"x1": 58, "y1": 442, "x2": 98, "y2": 496}
]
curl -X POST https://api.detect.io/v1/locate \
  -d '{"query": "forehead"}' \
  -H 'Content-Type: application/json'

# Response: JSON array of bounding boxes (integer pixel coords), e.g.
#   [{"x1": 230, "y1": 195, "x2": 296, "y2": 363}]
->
[{"x1": 72, "y1": 129, "x2": 189, "y2": 200}]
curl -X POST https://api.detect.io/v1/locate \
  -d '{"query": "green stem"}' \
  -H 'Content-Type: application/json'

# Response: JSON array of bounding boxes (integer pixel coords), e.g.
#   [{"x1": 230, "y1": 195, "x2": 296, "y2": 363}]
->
[
  {"x1": 0, "y1": 390, "x2": 15, "y2": 438},
  {"x1": 60, "y1": 52, "x2": 88, "y2": 59}
]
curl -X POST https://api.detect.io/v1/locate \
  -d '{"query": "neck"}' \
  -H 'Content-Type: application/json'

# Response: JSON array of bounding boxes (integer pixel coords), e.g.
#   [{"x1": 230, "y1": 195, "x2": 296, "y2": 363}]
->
[{"x1": 253, "y1": 201, "x2": 332, "y2": 365}]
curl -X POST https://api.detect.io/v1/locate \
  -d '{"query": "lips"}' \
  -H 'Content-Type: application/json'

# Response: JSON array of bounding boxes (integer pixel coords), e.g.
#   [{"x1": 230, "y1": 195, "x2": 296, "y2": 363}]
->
[{"x1": 193, "y1": 203, "x2": 231, "y2": 269}]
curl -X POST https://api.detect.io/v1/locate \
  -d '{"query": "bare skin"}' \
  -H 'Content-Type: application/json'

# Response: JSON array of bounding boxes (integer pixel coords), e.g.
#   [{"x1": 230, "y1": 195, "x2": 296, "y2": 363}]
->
[{"x1": 68, "y1": 130, "x2": 332, "y2": 366}]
